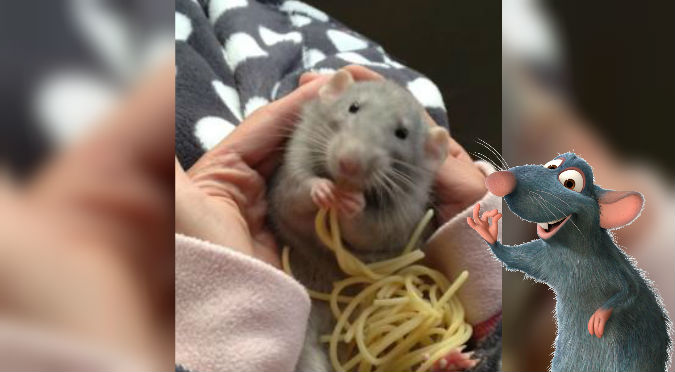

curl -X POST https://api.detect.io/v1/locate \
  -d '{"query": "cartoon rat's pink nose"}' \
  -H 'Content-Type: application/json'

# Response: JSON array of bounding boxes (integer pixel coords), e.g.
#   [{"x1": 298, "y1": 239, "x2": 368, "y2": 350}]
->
[
  {"x1": 485, "y1": 171, "x2": 516, "y2": 196},
  {"x1": 339, "y1": 157, "x2": 361, "y2": 176}
]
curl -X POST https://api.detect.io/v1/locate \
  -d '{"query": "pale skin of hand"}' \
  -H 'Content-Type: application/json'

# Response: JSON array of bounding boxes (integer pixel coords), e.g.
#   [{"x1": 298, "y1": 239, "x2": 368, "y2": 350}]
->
[
  {"x1": 177, "y1": 65, "x2": 490, "y2": 268},
  {"x1": 175, "y1": 66, "x2": 490, "y2": 371},
  {"x1": 0, "y1": 60, "x2": 175, "y2": 369},
  {"x1": 175, "y1": 65, "x2": 386, "y2": 268}
]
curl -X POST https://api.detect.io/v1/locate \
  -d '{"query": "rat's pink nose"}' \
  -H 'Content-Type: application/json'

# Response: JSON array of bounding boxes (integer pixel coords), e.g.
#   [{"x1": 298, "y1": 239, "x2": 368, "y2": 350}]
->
[
  {"x1": 339, "y1": 158, "x2": 361, "y2": 176},
  {"x1": 485, "y1": 171, "x2": 516, "y2": 196}
]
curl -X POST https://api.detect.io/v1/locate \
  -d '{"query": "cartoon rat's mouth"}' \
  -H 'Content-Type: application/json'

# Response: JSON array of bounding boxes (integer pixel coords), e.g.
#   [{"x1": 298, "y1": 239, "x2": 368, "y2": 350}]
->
[{"x1": 536, "y1": 215, "x2": 571, "y2": 239}]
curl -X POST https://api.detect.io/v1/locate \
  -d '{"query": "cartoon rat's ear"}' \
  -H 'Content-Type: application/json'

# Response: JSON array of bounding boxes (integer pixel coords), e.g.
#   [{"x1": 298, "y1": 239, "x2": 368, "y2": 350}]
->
[
  {"x1": 319, "y1": 70, "x2": 354, "y2": 103},
  {"x1": 425, "y1": 127, "x2": 450, "y2": 168},
  {"x1": 596, "y1": 187, "x2": 645, "y2": 229}
]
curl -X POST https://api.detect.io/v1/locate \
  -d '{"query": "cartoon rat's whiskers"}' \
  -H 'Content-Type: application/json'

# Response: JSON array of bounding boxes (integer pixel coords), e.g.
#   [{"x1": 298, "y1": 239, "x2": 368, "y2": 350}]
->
[
  {"x1": 530, "y1": 191, "x2": 585, "y2": 241},
  {"x1": 476, "y1": 138, "x2": 509, "y2": 169}
]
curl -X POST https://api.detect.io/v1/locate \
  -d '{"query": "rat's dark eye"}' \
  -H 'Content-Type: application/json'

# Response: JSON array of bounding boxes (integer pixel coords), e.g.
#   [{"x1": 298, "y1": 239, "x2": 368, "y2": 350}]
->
[
  {"x1": 395, "y1": 127, "x2": 408, "y2": 140},
  {"x1": 348, "y1": 102, "x2": 360, "y2": 113}
]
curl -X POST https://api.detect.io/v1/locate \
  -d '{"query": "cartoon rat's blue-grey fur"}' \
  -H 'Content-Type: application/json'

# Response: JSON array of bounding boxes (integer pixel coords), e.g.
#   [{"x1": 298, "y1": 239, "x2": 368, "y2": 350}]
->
[{"x1": 488, "y1": 152, "x2": 670, "y2": 372}]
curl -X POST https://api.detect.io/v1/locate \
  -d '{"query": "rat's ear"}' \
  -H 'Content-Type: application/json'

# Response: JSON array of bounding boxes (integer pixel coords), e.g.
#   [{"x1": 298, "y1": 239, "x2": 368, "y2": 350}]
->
[
  {"x1": 424, "y1": 127, "x2": 450, "y2": 168},
  {"x1": 596, "y1": 187, "x2": 644, "y2": 229},
  {"x1": 319, "y1": 70, "x2": 354, "y2": 103}
]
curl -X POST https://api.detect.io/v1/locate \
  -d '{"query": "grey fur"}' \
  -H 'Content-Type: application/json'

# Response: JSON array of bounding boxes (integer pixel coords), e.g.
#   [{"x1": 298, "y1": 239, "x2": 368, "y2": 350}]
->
[
  {"x1": 268, "y1": 80, "x2": 439, "y2": 371},
  {"x1": 488, "y1": 152, "x2": 671, "y2": 372}
]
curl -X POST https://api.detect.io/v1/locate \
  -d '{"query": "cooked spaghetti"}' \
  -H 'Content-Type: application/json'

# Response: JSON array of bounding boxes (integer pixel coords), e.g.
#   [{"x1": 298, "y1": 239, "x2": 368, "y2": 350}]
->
[{"x1": 282, "y1": 208, "x2": 472, "y2": 372}]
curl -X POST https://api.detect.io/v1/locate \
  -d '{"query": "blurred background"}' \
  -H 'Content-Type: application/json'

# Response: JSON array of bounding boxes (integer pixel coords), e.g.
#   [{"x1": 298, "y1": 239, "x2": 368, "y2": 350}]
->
[
  {"x1": 305, "y1": 0, "x2": 502, "y2": 158},
  {"x1": 0, "y1": 0, "x2": 173, "y2": 370},
  {"x1": 502, "y1": 0, "x2": 675, "y2": 371}
]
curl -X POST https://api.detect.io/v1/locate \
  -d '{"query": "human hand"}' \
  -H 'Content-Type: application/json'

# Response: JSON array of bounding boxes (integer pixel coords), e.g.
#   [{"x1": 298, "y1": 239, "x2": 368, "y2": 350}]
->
[
  {"x1": 466, "y1": 204, "x2": 501, "y2": 244},
  {"x1": 0, "y1": 60, "x2": 175, "y2": 369},
  {"x1": 174, "y1": 65, "x2": 383, "y2": 268}
]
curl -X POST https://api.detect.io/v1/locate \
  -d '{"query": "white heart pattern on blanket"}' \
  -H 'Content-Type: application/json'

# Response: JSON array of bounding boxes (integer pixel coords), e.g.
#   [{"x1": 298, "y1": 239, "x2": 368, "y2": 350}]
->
[
  {"x1": 289, "y1": 14, "x2": 312, "y2": 28},
  {"x1": 336, "y1": 52, "x2": 390, "y2": 69},
  {"x1": 209, "y1": 0, "x2": 248, "y2": 24},
  {"x1": 222, "y1": 33, "x2": 268, "y2": 72},
  {"x1": 303, "y1": 48, "x2": 326, "y2": 69},
  {"x1": 327, "y1": 30, "x2": 368, "y2": 52},
  {"x1": 212, "y1": 80, "x2": 243, "y2": 122},
  {"x1": 407, "y1": 77, "x2": 446, "y2": 111},
  {"x1": 259, "y1": 26, "x2": 302, "y2": 46},
  {"x1": 279, "y1": 1, "x2": 328, "y2": 22},
  {"x1": 175, "y1": 12, "x2": 192, "y2": 42},
  {"x1": 195, "y1": 116, "x2": 236, "y2": 150},
  {"x1": 244, "y1": 96, "x2": 269, "y2": 118}
]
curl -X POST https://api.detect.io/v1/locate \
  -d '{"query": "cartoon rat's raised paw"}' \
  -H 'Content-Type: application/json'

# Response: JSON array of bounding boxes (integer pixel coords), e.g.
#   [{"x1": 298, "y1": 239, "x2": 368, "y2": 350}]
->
[
  {"x1": 431, "y1": 347, "x2": 478, "y2": 372},
  {"x1": 309, "y1": 178, "x2": 364, "y2": 216},
  {"x1": 467, "y1": 203, "x2": 501, "y2": 244},
  {"x1": 588, "y1": 307, "x2": 613, "y2": 338}
]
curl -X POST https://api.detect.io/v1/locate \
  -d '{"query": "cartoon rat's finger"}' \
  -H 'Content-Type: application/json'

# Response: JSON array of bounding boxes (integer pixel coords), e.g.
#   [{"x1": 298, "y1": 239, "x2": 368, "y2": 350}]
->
[
  {"x1": 481, "y1": 209, "x2": 498, "y2": 221},
  {"x1": 587, "y1": 314, "x2": 595, "y2": 336},
  {"x1": 595, "y1": 315, "x2": 603, "y2": 338},
  {"x1": 467, "y1": 217, "x2": 478, "y2": 229},
  {"x1": 596, "y1": 316, "x2": 605, "y2": 338},
  {"x1": 472, "y1": 203, "x2": 481, "y2": 224}
]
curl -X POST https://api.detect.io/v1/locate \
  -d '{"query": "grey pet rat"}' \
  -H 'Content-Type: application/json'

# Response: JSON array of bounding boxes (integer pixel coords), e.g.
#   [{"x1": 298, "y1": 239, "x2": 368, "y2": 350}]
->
[
  {"x1": 268, "y1": 70, "x2": 450, "y2": 372},
  {"x1": 470, "y1": 152, "x2": 671, "y2": 372}
]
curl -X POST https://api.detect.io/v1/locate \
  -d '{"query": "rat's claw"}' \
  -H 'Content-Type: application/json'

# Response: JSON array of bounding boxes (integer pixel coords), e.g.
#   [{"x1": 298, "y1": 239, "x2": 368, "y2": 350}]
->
[
  {"x1": 335, "y1": 190, "x2": 365, "y2": 217},
  {"x1": 310, "y1": 179, "x2": 336, "y2": 209},
  {"x1": 588, "y1": 307, "x2": 613, "y2": 338},
  {"x1": 431, "y1": 348, "x2": 478, "y2": 372}
]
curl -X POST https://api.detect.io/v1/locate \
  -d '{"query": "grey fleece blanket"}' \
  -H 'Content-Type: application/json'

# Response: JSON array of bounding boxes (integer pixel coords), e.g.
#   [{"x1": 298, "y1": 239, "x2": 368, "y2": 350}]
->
[
  {"x1": 174, "y1": 0, "x2": 500, "y2": 371},
  {"x1": 175, "y1": 0, "x2": 450, "y2": 169}
]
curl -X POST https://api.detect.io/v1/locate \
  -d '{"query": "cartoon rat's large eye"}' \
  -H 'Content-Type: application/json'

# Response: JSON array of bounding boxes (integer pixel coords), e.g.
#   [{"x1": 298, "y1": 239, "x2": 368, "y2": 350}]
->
[
  {"x1": 558, "y1": 169, "x2": 584, "y2": 192},
  {"x1": 544, "y1": 158, "x2": 564, "y2": 169},
  {"x1": 348, "y1": 102, "x2": 360, "y2": 113}
]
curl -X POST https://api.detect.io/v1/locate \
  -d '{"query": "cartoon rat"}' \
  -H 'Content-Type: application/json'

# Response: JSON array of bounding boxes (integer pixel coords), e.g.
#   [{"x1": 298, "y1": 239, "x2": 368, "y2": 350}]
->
[{"x1": 468, "y1": 152, "x2": 671, "y2": 372}]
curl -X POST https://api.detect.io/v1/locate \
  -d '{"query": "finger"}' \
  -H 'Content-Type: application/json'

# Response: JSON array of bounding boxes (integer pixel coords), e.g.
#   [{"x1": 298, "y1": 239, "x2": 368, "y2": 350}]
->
[
  {"x1": 87, "y1": 59, "x2": 175, "y2": 175},
  {"x1": 175, "y1": 157, "x2": 191, "y2": 192},
  {"x1": 466, "y1": 217, "x2": 477, "y2": 229},
  {"x1": 206, "y1": 74, "x2": 330, "y2": 170},
  {"x1": 342, "y1": 65, "x2": 385, "y2": 81},
  {"x1": 472, "y1": 203, "x2": 481, "y2": 224},
  {"x1": 595, "y1": 316, "x2": 603, "y2": 338},
  {"x1": 482, "y1": 209, "x2": 498, "y2": 221},
  {"x1": 597, "y1": 317, "x2": 605, "y2": 338},
  {"x1": 588, "y1": 315, "x2": 595, "y2": 336},
  {"x1": 447, "y1": 136, "x2": 474, "y2": 164},
  {"x1": 299, "y1": 72, "x2": 320, "y2": 86}
]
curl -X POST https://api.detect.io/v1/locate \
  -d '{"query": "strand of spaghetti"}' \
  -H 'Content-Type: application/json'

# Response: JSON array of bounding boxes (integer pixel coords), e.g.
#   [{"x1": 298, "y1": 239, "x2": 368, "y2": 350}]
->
[
  {"x1": 402, "y1": 209, "x2": 434, "y2": 254},
  {"x1": 434, "y1": 271, "x2": 469, "y2": 309},
  {"x1": 329, "y1": 275, "x2": 405, "y2": 372},
  {"x1": 281, "y1": 246, "x2": 354, "y2": 303},
  {"x1": 415, "y1": 324, "x2": 473, "y2": 372}
]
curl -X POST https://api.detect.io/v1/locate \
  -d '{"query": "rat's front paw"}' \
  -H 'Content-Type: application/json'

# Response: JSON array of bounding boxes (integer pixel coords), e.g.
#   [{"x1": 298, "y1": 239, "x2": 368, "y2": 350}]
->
[
  {"x1": 335, "y1": 190, "x2": 365, "y2": 217},
  {"x1": 310, "y1": 178, "x2": 337, "y2": 209},
  {"x1": 588, "y1": 307, "x2": 613, "y2": 338},
  {"x1": 431, "y1": 347, "x2": 478, "y2": 372}
]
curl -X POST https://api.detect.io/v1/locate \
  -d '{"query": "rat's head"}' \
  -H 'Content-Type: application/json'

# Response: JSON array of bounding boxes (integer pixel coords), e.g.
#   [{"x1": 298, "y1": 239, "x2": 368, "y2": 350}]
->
[
  {"x1": 485, "y1": 152, "x2": 644, "y2": 242},
  {"x1": 305, "y1": 71, "x2": 449, "y2": 192}
]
